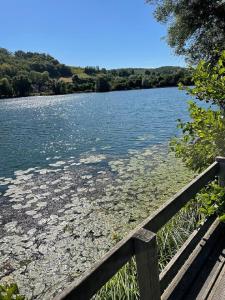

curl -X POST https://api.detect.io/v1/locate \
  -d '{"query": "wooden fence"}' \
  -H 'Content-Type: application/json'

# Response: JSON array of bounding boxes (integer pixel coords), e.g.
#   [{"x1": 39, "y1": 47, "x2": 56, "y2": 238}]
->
[{"x1": 54, "y1": 157, "x2": 225, "y2": 300}]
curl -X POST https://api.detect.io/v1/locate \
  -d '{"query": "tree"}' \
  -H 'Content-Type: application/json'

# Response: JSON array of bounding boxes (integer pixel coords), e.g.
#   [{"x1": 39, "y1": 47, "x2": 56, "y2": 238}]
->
[
  {"x1": 185, "y1": 52, "x2": 225, "y2": 110},
  {"x1": 57, "y1": 64, "x2": 72, "y2": 77},
  {"x1": 118, "y1": 69, "x2": 130, "y2": 77},
  {"x1": 13, "y1": 75, "x2": 32, "y2": 97},
  {"x1": 42, "y1": 71, "x2": 50, "y2": 82},
  {"x1": 147, "y1": 0, "x2": 225, "y2": 63},
  {"x1": 112, "y1": 77, "x2": 128, "y2": 91},
  {"x1": 84, "y1": 66, "x2": 99, "y2": 75},
  {"x1": 171, "y1": 51, "x2": 225, "y2": 171},
  {"x1": 128, "y1": 75, "x2": 142, "y2": 89},
  {"x1": 101, "y1": 68, "x2": 107, "y2": 74},
  {"x1": 0, "y1": 78, "x2": 13, "y2": 97},
  {"x1": 0, "y1": 47, "x2": 191, "y2": 96},
  {"x1": 14, "y1": 50, "x2": 26, "y2": 58},
  {"x1": 29, "y1": 71, "x2": 50, "y2": 93},
  {"x1": 95, "y1": 76, "x2": 110, "y2": 92},
  {"x1": 148, "y1": 2, "x2": 225, "y2": 222},
  {"x1": 0, "y1": 63, "x2": 16, "y2": 77},
  {"x1": 52, "y1": 80, "x2": 67, "y2": 95}
]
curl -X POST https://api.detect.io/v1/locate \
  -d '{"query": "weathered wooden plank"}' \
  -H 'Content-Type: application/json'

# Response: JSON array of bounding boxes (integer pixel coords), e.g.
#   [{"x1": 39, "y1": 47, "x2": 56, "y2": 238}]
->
[
  {"x1": 194, "y1": 237, "x2": 225, "y2": 300},
  {"x1": 161, "y1": 219, "x2": 223, "y2": 300},
  {"x1": 159, "y1": 215, "x2": 216, "y2": 294},
  {"x1": 134, "y1": 228, "x2": 160, "y2": 300},
  {"x1": 142, "y1": 161, "x2": 219, "y2": 232},
  {"x1": 208, "y1": 259, "x2": 225, "y2": 300},
  {"x1": 53, "y1": 237, "x2": 133, "y2": 300},
  {"x1": 179, "y1": 226, "x2": 225, "y2": 300},
  {"x1": 216, "y1": 156, "x2": 225, "y2": 187}
]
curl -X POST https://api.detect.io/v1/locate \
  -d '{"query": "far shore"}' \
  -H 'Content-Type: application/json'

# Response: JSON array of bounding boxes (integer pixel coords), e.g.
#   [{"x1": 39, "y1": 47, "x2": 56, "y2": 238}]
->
[{"x1": 0, "y1": 84, "x2": 192, "y2": 100}]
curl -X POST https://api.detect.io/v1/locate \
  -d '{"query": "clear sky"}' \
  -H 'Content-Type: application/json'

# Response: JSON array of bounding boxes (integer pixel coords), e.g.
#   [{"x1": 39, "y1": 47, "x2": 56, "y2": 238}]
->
[{"x1": 0, "y1": 0, "x2": 185, "y2": 69}]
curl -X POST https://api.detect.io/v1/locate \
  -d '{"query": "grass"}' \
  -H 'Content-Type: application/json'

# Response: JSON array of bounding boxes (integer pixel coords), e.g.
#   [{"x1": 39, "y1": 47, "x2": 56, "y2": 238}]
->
[{"x1": 93, "y1": 201, "x2": 201, "y2": 300}]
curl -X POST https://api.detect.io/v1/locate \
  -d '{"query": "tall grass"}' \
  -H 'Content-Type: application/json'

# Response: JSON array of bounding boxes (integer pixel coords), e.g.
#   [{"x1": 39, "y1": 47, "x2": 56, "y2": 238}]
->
[{"x1": 93, "y1": 202, "x2": 201, "y2": 300}]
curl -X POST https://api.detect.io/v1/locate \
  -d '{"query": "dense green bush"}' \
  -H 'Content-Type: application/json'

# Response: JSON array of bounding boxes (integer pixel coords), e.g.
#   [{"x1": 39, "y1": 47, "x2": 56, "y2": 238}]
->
[
  {"x1": 95, "y1": 76, "x2": 111, "y2": 92},
  {"x1": 0, "y1": 78, "x2": 13, "y2": 97},
  {"x1": 171, "y1": 102, "x2": 225, "y2": 171},
  {"x1": 171, "y1": 51, "x2": 225, "y2": 222},
  {"x1": 0, "y1": 283, "x2": 25, "y2": 300},
  {"x1": 197, "y1": 182, "x2": 225, "y2": 222},
  {"x1": 171, "y1": 51, "x2": 225, "y2": 172}
]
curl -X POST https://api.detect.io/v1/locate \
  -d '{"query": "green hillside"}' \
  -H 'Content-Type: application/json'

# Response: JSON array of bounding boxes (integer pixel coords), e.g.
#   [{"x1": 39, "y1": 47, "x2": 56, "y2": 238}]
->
[{"x1": 0, "y1": 48, "x2": 192, "y2": 98}]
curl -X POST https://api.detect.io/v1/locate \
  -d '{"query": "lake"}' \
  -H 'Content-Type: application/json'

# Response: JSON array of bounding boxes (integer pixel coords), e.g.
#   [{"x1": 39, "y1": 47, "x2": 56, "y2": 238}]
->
[
  {"x1": 0, "y1": 87, "x2": 192, "y2": 179},
  {"x1": 0, "y1": 88, "x2": 195, "y2": 299}
]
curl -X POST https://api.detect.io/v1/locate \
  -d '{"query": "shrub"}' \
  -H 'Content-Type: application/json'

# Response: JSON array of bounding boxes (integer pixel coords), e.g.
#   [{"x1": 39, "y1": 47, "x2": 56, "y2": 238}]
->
[{"x1": 0, "y1": 283, "x2": 25, "y2": 300}]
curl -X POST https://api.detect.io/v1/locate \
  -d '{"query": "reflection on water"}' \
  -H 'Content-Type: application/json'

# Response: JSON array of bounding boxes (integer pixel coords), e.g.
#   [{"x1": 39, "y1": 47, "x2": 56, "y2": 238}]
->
[{"x1": 0, "y1": 88, "x2": 191, "y2": 178}]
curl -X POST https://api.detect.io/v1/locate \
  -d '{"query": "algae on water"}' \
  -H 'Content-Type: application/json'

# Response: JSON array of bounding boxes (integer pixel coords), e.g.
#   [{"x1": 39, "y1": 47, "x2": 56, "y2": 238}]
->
[{"x1": 0, "y1": 145, "x2": 194, "y2": 299}]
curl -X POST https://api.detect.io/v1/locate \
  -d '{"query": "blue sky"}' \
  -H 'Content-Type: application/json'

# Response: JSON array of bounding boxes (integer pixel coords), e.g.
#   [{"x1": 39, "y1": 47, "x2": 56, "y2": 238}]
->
[{"x1": 0, "y1": 0, "x2": 185, "y2": 69}]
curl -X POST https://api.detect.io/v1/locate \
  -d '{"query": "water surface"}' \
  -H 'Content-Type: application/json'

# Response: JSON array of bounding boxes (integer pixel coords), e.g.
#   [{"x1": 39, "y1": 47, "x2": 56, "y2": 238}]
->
[
  {"x1": 0, "y1": 88, "x2": 191, "y2": 178},
  {"x1": 0, "y1": 88, "x2": 196, "y2": 299}
]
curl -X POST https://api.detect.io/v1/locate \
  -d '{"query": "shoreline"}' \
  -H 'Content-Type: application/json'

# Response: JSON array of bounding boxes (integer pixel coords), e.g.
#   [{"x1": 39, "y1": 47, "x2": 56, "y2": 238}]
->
[{"x1": 0, "y1": 84, "x2": 188, "y2": 100}]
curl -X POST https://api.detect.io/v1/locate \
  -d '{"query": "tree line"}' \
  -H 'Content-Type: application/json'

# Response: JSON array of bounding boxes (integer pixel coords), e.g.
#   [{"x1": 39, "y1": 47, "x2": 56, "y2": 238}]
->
[{"x1": 0, "y1": 48, "x2": 192, "y2": 98}]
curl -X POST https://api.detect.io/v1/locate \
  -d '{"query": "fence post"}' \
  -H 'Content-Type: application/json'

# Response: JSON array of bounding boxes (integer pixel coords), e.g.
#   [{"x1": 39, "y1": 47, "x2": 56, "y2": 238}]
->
[
  {"x1": 215, "y1": 157, "x2": 225, "y2": 187},
  {"x1": 134, "y1": 228, "x2": 160, "y2": 300}
]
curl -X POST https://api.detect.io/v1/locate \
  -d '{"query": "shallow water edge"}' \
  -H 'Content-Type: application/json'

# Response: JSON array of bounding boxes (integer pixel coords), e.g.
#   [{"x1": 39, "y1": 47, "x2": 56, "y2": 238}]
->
[{"x1": 0, "y1": 145, "x2": 194, "y2": 299}]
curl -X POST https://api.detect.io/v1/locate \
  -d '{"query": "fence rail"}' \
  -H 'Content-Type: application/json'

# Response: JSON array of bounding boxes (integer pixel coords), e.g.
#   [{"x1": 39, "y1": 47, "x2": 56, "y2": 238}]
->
[{"x1": 54, "y1": 157, "x2": 225, "y2": 300}]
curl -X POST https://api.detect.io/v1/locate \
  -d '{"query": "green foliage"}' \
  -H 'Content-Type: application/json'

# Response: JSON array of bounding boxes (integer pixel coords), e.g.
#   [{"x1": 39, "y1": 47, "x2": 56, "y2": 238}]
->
[
  {"x1": 111, "y1": 77, "x2": 128, "y2": 91},
  {"x1": 13, "y1": 75, "x2": 32, "y2": 97},
  {"x1": 171, "y1": 51, "x2": 225, "y2": 171},
  {"x1": 84, "y1": 66, "x2": 100, "y2": 75},
  {"x1": 95, "y1": 76, "x2": 111, "y2": 92},
  {"x1": 171, "y1": 102, "x2": 225, "y2": 171},
  {"x1": 170, "y1": 51, "x2": 225, "y2": 232},
  {"x1": 0, "y1": 47, "x2": 192, "y2": 98},
  {"x1": 141, "y1": 77, "x2": 152, "y2": 89},
  {"x1": 52, "y1": 80, "x2": 67, "y2": 95},
  {"x1": 0, "y1": 284, "x2": 25, "y2": 300},
  {"x1": 147, "y1": 0, "x2": 225, "y2": 63},
  {"x1": 186, "y1": 51, "x2": 225, "y2": 109},
  {"x1": 0, "y1": 48, "x2": 72, "y2": 98},
  {"x1": 197, "y1": 182, "x2": 225, "y2": 222},
  {"x1": 0, "y1": 78, "x2": 13, "y2": 97}
]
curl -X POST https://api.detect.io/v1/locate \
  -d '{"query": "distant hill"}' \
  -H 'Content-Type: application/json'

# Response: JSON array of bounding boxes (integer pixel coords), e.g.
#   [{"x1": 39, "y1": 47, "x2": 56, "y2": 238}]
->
[{"x1": 0, "y1": 48, "x2": 192, "y2": 98}]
